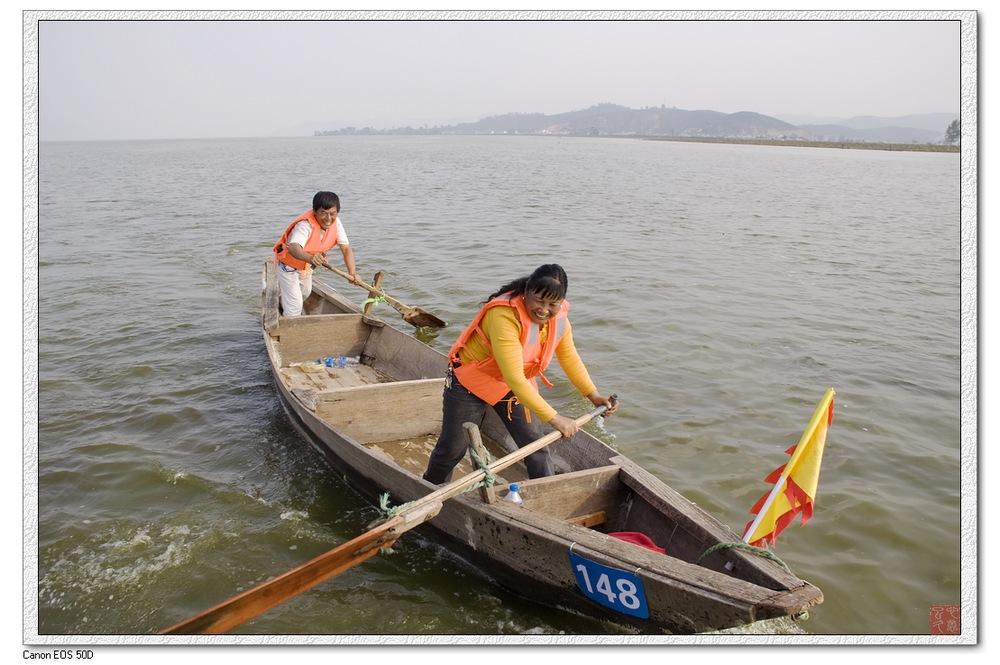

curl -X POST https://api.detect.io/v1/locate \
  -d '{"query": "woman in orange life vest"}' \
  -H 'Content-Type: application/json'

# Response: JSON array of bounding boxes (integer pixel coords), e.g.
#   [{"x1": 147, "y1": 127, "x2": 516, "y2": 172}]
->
[
  {"x1": 422, "y1": 264, "x2": 618, "y2": 484},
  {"x1": 273, "y1": 191, "x2": 362, "y2": 316}
]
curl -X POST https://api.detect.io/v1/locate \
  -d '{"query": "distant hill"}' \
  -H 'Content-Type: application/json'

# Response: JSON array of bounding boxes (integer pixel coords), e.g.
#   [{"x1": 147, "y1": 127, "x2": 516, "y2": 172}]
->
[
  {"x1": 772, "y1": 112, "x2": 956, "y2": 133},
  {"x1": 790, "y1": 112, "x2": 957, "y2": 143},
  {"x1": 317, "y1": 104, "x2": 959, "y2": 144},
  {"x1": 796, "y1": 123, "x2": 944, "y2": 144},
  {"x1": 451, "y1": 103, "x2": 810, "y2": 139}
]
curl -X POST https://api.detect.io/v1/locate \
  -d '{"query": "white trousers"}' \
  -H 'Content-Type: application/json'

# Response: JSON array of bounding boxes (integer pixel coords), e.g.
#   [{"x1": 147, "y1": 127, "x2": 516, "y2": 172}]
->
[{"x1": 276, "y1": 262, "x2": 313, "y2": 316}]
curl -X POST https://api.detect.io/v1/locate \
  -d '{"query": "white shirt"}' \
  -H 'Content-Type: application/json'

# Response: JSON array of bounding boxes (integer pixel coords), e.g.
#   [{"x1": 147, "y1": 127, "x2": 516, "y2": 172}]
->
[{"x1": 287, "y1": 218, "x2": 350, "y2": 248}]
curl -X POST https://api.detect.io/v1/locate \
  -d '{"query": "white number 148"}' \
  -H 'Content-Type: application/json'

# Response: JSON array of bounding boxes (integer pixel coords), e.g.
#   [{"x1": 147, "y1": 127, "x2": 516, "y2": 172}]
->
[{"x1": 574, "y1": 564, "x2": 642, "y2": 610}]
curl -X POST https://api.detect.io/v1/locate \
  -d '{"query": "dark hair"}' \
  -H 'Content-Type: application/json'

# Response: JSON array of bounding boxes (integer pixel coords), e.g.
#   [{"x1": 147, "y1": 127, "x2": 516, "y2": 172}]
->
[
  {"x1": 313, "y1": 191, "x2": 341, "y2": 212},
  {"x1": 485, "y1": 264, "x2": 568, "y2": 303}
]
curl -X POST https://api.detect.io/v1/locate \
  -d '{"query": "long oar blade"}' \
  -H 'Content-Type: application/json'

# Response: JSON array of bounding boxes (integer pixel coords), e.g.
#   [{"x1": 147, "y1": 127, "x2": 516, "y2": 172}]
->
[{"x1": 321, "y1": 262, "x2": 446, "y2": 328}]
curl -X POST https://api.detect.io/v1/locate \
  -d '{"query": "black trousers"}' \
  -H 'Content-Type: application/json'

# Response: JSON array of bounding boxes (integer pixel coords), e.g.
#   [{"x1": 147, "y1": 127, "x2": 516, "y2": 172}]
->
[{"x1": 422, "y1": 372, "x2": 553, "y2": 484}]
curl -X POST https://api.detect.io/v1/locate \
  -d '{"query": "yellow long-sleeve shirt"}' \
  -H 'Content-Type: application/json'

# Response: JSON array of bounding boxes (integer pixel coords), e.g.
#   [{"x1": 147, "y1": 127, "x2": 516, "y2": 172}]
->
[{"x1": 457, "y1": 306, "x2": 597, "y2": 422}]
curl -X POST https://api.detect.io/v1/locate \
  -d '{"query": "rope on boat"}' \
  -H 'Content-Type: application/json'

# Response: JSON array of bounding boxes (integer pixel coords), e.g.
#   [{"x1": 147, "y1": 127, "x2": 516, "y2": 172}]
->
[
  {"x1": 697, "y1": 543, "x2": 811, "y2": 620},
  {"x1": 362, "y1": 295, "x2": 387, "y2": 308},
  {"x1": 696, "y1": 541, "x2": 791, "y2": 572},
  {"x1": 462, "y1": 445, "x2": 497, "y2": 493},
  {"x1": 371, "y1": 493, "x2": 407, "y2": 554},
  {"x1": 373, "y1": 445, "x2": 497, "y2": 552},
  {"x1": 378, "y1": 492, "x2": 405, "y2": 516}
]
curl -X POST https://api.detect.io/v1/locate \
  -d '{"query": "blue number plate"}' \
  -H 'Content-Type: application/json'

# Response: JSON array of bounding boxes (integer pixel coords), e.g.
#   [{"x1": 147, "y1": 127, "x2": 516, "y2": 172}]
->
[{"x1": 568, "y1": 551, "x2": 649, "y2": 619}]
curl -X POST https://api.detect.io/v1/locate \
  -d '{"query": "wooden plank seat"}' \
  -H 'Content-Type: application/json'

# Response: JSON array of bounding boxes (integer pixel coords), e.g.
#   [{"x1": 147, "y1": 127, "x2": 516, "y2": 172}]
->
[
  {"x1": 309, "y1": 378, "x2": 445, "y2": 444},
  {"x1": 565, "y1": 511, "x2": 608, "y2": 528},
  {"x1": 275, "y1": 313, "x2": 372, "y2": 364},
  {"x1": 504, "y1": 464, "x2": 623, "y2": 527}
]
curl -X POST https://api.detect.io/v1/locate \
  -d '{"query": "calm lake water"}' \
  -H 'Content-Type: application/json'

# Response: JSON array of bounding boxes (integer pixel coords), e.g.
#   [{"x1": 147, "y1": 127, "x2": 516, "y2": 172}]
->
[{"x1": 29, "y1": 135, "x2": 966, "y2": 644}]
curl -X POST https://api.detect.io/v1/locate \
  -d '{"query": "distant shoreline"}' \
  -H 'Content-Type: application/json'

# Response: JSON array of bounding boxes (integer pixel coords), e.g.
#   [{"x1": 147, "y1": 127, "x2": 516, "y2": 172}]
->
[
  {"x1": 312, "y1": 131, "x2": 960, "y2": 153},
  {"x1": 640, "y1": 136, "x2": 959, "y2": 153}
]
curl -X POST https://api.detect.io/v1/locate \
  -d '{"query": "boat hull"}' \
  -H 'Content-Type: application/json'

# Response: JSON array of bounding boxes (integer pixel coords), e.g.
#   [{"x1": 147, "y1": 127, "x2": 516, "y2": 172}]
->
[{"x1": 261, "y1": 260, "x2": 823, "y2": 633}]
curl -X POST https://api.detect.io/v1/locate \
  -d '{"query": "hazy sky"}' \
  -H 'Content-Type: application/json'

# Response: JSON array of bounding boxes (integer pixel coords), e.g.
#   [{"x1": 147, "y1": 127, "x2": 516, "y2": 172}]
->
[{"x1": 31, "y1": 11, "x2": 966, "y2": 142}]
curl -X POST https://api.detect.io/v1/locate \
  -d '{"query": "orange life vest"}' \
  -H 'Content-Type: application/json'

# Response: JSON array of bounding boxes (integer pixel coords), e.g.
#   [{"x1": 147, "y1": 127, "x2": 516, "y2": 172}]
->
[
  {"x1": 450, "y1": 293, "x2": 570, "y2": 405},
  {"x1": 273, "y1": 210, "x2": 339, "y2": 271}
]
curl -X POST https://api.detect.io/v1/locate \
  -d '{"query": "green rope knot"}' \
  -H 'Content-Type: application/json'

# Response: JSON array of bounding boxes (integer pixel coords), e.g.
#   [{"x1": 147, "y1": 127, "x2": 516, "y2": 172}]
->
[
  {"x1": 378, "y1": 492, "x2": 411, "y2": 517},
  {"x1": 362, "y1": 295, "x2": 387, "y2": 308},
  {"x1": 460, "y1": 445, "x2": 497, "y2": 494},
  {"x1": 373, "y1": 493, "x2": 415, "y2": 555},
  {"x1": 696, "y1": 541, "x2": 791, "y2": 572}
]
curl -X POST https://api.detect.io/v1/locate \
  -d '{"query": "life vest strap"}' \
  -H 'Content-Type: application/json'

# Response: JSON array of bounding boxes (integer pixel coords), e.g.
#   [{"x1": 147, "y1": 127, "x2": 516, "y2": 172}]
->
[{"x1": 499, "y1": 394, "x2": 531, "y2": 423}]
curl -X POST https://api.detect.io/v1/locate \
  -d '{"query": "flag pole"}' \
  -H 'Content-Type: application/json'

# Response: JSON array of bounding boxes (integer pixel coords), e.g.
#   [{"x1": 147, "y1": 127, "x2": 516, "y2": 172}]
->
[
  {"x1": 743, "y1": 472, "x2": 790, "y2": 544},
  {"x1": 742, "y1": 388, "x2": 835, "y2": 544}
]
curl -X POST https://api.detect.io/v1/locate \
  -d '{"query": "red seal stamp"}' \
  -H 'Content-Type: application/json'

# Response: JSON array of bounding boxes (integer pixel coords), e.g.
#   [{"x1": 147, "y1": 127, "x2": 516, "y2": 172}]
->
[{"x1": 929, "y1": 604, "x2": 960, "y2": 635}]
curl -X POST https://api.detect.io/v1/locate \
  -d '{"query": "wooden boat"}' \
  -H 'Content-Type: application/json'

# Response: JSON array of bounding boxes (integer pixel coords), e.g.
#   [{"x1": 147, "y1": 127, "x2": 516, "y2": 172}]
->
[{"x1": 260, "y1": 259, "x2": 823, "y2": 634}]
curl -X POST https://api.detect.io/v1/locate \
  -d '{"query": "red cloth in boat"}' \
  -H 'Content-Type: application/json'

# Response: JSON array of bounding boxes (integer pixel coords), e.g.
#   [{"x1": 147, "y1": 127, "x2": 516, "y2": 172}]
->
[{"x1": 609, "y1": 531, "x2": 666, "y2": 554}]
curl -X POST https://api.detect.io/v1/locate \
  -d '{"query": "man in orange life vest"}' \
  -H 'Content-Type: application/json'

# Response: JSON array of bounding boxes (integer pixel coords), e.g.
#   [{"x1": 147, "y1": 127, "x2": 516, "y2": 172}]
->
[
  {"x1": 273, "y1": 191, "x2": 362, "y2": 316},
  {"x1": 423, "y1": 264, "x2": 618, "y2": 484}
]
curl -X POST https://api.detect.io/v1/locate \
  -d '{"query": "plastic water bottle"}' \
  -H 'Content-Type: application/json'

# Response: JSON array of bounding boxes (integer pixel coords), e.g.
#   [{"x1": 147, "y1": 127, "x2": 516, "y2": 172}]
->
[
  {"x1": 506, "y1": 484, "x2": 523, "y2": 505},
  {"x1": 338, "y1": 356, "x2": 348, "y2": 368}
]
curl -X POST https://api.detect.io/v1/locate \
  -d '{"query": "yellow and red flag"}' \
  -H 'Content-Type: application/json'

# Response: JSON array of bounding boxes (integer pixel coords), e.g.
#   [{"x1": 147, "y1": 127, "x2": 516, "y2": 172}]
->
[{"x1": 743, "y1": 388, "x2": 835, "y2": 548}]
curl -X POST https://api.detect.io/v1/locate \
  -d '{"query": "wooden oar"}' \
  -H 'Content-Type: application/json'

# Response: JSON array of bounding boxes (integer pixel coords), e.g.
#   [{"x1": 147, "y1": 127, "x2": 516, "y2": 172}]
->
[
  {"x1": 158, "y1": 399, "x2": 615, "y2": 635},
  {"x1": 321, "y1": 262, "x2": 446, "y2": 328}
]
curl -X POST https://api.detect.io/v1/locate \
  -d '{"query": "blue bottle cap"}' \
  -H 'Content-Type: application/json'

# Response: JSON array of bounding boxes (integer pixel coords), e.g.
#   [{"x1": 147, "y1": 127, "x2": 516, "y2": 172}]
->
[{"x1": 510, "y1": 484, "x2": 519, "y2": 491}]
